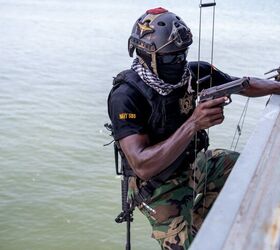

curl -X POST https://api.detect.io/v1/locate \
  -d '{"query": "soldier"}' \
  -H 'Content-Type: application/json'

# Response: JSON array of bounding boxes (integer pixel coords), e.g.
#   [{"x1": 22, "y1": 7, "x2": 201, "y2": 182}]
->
[{"x1": 107, "y1": 7, "x2": 280, "y2": 249}]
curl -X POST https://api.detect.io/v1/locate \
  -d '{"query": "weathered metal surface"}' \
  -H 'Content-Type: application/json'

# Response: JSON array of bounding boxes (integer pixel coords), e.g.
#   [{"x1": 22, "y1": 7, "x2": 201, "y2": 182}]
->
[{"x1": 189, "y1": 94, "x2": 280, "y2": 250}]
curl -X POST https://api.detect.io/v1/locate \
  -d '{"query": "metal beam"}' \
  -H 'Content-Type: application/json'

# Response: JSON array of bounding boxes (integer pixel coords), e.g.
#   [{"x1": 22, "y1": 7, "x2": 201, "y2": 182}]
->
[{"x1": 189, "y1": 94, "x2": 280, "y2": 250}]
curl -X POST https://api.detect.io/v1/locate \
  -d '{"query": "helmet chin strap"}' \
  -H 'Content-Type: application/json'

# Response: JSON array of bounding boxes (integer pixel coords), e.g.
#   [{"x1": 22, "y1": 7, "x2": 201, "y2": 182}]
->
[
  {"x1": 150, "y1": 36, "x2": 178, "y2": 76},
  {"x1": 137, "y1": 57, "x2": 146, "y2": 66},
  {"x1": 151, "y1": 52, "x2": 158, "y2": 75},
  {"x1": 137, "y1": 51, "x2": 158, "y2": 76}
]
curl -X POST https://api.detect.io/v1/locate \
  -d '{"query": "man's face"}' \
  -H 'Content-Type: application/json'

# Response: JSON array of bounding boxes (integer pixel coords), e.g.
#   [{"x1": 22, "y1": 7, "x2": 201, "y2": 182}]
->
[
  {"x1": 156, "y1": 49, "x2": 188, "y2": 66},
  {"x1": 156, "y1": 49, "x2": 188, "y2": 84}
]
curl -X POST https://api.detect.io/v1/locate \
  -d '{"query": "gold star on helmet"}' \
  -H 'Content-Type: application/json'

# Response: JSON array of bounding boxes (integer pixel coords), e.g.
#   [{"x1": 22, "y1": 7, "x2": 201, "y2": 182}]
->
[{"x1": 138, "y1": 22, "x2": 154, "y2": 38}]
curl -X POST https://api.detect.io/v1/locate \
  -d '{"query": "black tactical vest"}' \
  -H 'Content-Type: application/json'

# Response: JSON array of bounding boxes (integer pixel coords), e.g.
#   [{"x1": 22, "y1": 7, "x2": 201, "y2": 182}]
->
[{"x1": 110, "y1": 69, "x2": 209, "y2": 164}]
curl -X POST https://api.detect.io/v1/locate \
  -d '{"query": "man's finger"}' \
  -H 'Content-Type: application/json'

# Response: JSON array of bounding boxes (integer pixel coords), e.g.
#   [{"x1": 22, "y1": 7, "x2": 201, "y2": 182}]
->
[
  {"x1": 210, "y1": 113, "x2": 224, "y2": 121},
  {"x1": 211, "y1": 116, "x2": 225, "y2": 126},
  {"x1": 201, "y1": 96, "x2": 228, "y2": 108},
  {"x1": 207, "y1": 107, "x2": 224, "y2": 115}
]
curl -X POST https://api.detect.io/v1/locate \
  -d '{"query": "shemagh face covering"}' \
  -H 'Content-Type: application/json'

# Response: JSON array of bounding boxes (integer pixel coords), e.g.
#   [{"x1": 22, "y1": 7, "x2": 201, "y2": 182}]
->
[{"x1": 131, "y1": 57, "x2": 194, "y2": 96}]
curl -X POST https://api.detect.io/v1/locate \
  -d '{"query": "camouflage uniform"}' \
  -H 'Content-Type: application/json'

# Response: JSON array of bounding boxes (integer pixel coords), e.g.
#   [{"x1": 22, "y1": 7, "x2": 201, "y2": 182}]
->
[{"x1": 129, "y1": 149, "x2": 239, "y2": 250}]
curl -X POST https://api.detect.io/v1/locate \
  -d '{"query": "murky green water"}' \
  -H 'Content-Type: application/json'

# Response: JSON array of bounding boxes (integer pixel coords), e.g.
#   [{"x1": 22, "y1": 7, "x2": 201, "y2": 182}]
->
[{"x1": 0, "y1": 0, "x2": 279, "y2": 249}]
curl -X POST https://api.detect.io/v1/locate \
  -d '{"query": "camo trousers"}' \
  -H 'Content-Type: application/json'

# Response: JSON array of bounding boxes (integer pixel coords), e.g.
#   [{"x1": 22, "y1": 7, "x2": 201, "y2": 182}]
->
[{"x1": 130, "y1": 149, "x2": 239, "y2": 250}]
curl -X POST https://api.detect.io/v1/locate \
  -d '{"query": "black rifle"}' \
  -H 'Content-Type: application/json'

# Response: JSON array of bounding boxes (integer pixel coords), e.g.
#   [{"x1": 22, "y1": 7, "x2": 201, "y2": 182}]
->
[
  {"x1": 114, "y1": 142, "x2": 134, "y2": 250},
  {"x1": 199, "y1": 77, "x2": 250, "y2": 105},
  {"x1": 104, "y1": 123, "x2": 133, "y2": 250}
]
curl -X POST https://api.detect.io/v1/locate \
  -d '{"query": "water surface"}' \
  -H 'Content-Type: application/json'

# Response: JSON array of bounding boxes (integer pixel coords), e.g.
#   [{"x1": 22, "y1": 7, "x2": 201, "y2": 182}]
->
[{"x1": 0, "y1": 1, "x2": 279, "y2": 249}]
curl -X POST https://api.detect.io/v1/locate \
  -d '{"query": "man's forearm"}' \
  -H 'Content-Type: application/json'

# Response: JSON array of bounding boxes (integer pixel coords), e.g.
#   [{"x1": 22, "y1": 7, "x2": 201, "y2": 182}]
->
[
  {"x1": 120, "y1": 120, "x2": 197, "y2": 181},
  {"x1": 240, "y1": 77, "x2": 280, "y2": 97},
  {"x1": 120, "y1": 97, "x2": 226, "y2": 181}
]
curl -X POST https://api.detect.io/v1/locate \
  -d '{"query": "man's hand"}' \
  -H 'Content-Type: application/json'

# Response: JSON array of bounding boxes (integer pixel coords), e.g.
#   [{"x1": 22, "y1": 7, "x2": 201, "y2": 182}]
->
[
  {"x1": 190, "y1": 96, "x2": 227, "y2": 130},
  {"x1": 119, "y1": 96, "x2": 227, "y2": 180}
]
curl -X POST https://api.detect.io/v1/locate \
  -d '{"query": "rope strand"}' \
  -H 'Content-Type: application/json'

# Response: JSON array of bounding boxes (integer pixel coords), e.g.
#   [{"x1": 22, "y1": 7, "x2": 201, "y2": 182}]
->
[
  {"x1": 193, "y1": 0, "x2": 217, "y2": 225},
  {"x1": 230, "y1": 97, "x2": 250, "y2": 151}
]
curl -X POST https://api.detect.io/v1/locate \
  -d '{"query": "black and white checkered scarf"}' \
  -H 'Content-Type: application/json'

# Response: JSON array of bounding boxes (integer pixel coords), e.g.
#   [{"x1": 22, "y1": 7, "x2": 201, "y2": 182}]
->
[{"x1": 131, "y1": 58, "x2": 194, "y2": 96}]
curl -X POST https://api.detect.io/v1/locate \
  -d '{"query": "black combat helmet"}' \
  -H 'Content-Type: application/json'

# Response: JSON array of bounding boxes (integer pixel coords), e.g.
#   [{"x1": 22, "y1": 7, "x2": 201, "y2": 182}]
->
[{"x1": 128, "y1": 7, "x2": 193, "y2": 75}]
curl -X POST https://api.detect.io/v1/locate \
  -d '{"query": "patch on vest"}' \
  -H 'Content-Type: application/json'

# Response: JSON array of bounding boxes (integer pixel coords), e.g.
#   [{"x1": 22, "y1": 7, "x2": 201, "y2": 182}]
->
[
  {"x1": 119, "y1": 113, "x2": 137, "y2": 120},
  {"x1": 179, "y1": 94, "x2": 194, "y2": 114}
]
